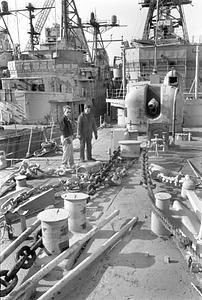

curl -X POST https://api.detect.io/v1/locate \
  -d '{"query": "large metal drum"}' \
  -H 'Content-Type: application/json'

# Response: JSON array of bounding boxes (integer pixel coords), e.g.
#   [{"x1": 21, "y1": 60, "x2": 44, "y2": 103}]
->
[
  {"x1": 62, "y1": 192, "x2": 89, "y2": 232},
  {"x1": 37, "y1": 208, "x2": 69, "y2": 255}
]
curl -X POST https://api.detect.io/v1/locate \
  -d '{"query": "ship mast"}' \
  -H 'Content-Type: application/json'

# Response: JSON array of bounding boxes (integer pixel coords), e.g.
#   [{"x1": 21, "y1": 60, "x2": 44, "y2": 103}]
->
[
  {"x1": 60, "y1": 0, "x2": 92, "y2": 60},
  {"x1": 82, "y1": 13, "x2": 123, "y2": 65},
  {"x1": 140, "y1": 0, "x2": 192, "y2": 44},
  {"x1": 25, "y1": 0, "x2": 55, "y2": 51}
]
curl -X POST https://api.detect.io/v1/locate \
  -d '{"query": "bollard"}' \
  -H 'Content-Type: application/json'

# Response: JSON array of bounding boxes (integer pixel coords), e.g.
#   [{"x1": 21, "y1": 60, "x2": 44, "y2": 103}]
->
[
  {"x1": 198, "y1": 222, "x2": 202, "y2": 240},
  {"x1": 151, "y1": 192, "x2": 171, "y2": 237},
  {"x1": 0, "y1": 150, "x2": 7, "y2": 169},
  {"x1": 17, "y1": 209, "x2": 28, "y2": 232},
  {"x1": 15, "y1": 175, "x2": 27, "y2": 190},
  {"x1": 119, "y1": 140, "x2": 141, "y2": 158},
  {"x1": 196, "y1": 240, "x2": 202, "y2": 257},
  {"x1": 62, "y1": 192, "x2": 89, "y2": 232},
  {"x1": 37, "y1": 208, "x2": 69, "y2": 255},
  {"x1": 181, "y1": 175, "x2": 196, "y2": 198}
]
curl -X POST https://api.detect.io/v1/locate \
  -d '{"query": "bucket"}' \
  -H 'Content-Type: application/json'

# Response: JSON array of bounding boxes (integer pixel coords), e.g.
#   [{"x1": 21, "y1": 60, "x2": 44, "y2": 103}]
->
[
  {"x1": 151, "y1": 192, "x2": 171, "y2": 237},
  {"x1": 15, "y1": 175, "x2": 27, "y2": 190},
  {"x1": 37, "y1": 208, "x2": 69, "y2": 255},
  {"x1": 62, "y1": 192, "x2": 89, "y2": 232},
  {"x1": 119, "y1": 140, "x2": 141, "y2": 158}
]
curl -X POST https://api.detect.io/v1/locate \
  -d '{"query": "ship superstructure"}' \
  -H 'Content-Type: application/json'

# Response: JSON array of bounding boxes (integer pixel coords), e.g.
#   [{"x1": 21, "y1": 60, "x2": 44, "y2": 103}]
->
[
  {"x1": 126, "y1": 0, "x2": 199, "y2": 93},
  {"x1": 0, "y1": 0, "x2": 119, "y2": 124},
  {"x1": 107, "y1": 0, "x2": 202, "y2": 128}
]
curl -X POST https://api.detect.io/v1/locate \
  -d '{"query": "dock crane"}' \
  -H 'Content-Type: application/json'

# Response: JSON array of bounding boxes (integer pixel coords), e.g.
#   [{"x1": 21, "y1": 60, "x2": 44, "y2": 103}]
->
[
  {"x1": 0, "y1": 1, "x2": 54, "y2": 52},
  {"x1": 25, "y1": 0, "x2": 55, "y2": 51}
]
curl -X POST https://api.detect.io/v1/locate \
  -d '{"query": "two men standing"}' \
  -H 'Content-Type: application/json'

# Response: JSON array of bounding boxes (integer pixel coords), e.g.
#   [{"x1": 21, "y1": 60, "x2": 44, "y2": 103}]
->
[{"x1": 60, "y1": 103, "x2": 98, "y2": 167}]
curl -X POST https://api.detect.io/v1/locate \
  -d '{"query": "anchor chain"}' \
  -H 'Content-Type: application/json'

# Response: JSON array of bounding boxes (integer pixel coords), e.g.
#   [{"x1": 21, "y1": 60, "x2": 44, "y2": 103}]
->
[
  {"x1": 86, "y1": 148, "x2": 122, "y2": 195},
  {"x1": 141, "y1": 146, "x2": 202, "y2": 270},
  {"x1": 3, "y1": 182, "x2": 62, "y2": 213},
  {"x1": 0, "y1": 230, "x2": 43, "y2": 297},
  {"x1": 4, "y1": 149, "x2": 123, "y2": 212},
  {"x1": 64, "y1": 147, "x2": 126, "y2": 194}
]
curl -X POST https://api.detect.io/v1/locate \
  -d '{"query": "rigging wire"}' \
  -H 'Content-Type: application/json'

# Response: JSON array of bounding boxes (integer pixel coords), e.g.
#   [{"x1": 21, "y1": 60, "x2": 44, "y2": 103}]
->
[{"x1": 54, "y1": 0, "x2": 58, "y2": 55}]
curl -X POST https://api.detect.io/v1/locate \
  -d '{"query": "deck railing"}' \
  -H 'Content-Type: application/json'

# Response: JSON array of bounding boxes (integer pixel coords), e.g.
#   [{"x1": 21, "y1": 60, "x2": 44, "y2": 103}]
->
[
  {"x1": 184, "y1": 93, "x2": 202, "y2": 101},
  {"x1": 106, "y1": 89, "x2": 126, "y2": 100}
]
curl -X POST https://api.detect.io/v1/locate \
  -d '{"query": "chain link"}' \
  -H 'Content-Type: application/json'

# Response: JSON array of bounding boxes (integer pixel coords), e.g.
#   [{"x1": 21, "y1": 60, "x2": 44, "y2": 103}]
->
[
  {"x1": 141, "y1": 146, "x2": 202, "y2": 269},
  {"x1": 0, "y1": 149, "x2": 124, "y2": 296},
  {"x1": 0, "y1": 232, "x2": 43, "y2": 297},
  {"x1": 4, "y1": 148, "x2": 123, "y2": 213},
  {"x1": 3, "y1": 182, "x2": 62, "y2": 213},
  {"x1": 0, "y1": 270, "x2": 18, "y2": 297},
  {"x1": 86, "y1": 148, "x2": 122, "y2": 195}
]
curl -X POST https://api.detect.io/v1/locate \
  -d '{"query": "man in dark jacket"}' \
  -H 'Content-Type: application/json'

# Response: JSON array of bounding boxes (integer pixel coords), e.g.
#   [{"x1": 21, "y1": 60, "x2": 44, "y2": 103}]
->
[
  {"x1": 59, "y1": 105, "x2": 74, "y2": 168},
  {"x1": 77, "y1": 104, "x2": 98, "y2": 162}
]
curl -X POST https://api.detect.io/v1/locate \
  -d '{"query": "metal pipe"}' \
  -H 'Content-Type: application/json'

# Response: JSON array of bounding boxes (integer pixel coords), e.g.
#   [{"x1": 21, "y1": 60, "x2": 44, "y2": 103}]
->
[
  {"x1": 38, "y1": 216, "x2": 138, "y2": 300},
  {"x1": 153, "y1": 0, "x2": 159, "y2": 73},
  {"x1": 0, "y1": 219, "x2": 40, "y2": 264},
  {"x1": 7, "y1": 210, "x2": 120, "y2": 300},
  {"x1": 50, "y1": 122, "x2": 54, "y2": 140},
  {"x1": 122, "y1": 46, "x2": 126, "y2": 97},
  {"x1": 195, "y1": 44, "x2": 199, "y2": 100},
  {"x1": 171, "y1": 87, "x2": 179, "y2": 142},
  {"x1": 26, "y1": 127, "x2": 33, "y2": 158},
  {"x1": 187, "y1": 159, "x2": 202, "y2": 179}
]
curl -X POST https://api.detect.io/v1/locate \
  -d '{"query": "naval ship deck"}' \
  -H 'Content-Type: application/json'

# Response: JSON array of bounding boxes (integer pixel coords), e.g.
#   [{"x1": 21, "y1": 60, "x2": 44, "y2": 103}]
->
[{"x1": 1, "y1": 126, "x2": 202, "y2": 300}]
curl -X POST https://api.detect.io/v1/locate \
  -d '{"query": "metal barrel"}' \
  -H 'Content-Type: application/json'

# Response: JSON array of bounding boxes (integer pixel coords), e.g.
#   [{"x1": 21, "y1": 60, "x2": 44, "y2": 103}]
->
[
  {"x1": 15, "y1": 175, "x2": 27, "y2": 190},
  {"x1": 119, "y1": 140, "x2": 141, "y2": 158},
  {"x1": 62, "y1": 192, "x2": 89, "y2": 232},
  {"x1": 151, "y1": 192, "x2": 171, "y2": 237},
  {"x1": 37, "y1": 208, "x2": 69, "y2": 255}
]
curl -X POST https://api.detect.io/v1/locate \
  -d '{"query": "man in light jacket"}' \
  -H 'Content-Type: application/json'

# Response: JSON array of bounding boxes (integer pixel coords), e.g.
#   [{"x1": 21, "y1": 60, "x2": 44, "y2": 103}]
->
[
  {"x1": 59, "y1": 105, "x2": 74, "y2": 168},
  {"x1": 77, "y1": 104, "x2": 98, "y2": 162}
]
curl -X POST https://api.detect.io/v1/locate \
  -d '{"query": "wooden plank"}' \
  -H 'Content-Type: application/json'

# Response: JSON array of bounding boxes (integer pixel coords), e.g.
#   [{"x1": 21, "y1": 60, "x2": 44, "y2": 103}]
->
[
  {"x1": 186, "y1": 190, "x2": 202, "y2": 221},
  {"x1": 38, "y1": 217, "x2": 138, "y2": 300},
  {"x1": 2, "y1": 188, "x2": 55, "y2": 224},
  {"x1": 0, "y1": 219, "x2": 40, "y2": 264},
  {"x1": 7, "y1": 210, "x2": 120, "y2": 300}
]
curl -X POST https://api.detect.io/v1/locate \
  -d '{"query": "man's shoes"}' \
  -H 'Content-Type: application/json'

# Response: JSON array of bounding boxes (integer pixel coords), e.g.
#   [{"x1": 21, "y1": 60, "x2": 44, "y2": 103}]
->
[{"x1": 88, "y1": 158, "x2": 96, "y2": 162}]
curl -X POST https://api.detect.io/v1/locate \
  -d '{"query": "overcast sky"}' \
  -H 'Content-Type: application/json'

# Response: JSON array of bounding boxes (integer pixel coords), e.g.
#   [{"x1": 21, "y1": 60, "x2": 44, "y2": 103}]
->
[{"x1": 3, "y1": 0, "x2": 202, "y2": 63}]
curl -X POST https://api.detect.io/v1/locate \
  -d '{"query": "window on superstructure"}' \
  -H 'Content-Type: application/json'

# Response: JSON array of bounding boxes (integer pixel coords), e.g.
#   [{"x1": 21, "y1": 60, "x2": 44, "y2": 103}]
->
[
  {"x1": 31, "y1": 83, "x2": 45, "y2": 91},
  {"x1": 79, "y1": 104, "x2": 84, "y2": 113},
  {"x1": 38, "y1": 84, "x2": 45, "y2": 91},
  {"x1": 32, "y1": 84, "x2": 37, "y2": 91},
  {"x1": 169, "y1": 76, "x2": 178, "y2": 86},
  {"x1": 82, "y1": 88, "x2": 87, "y2": 97}
]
